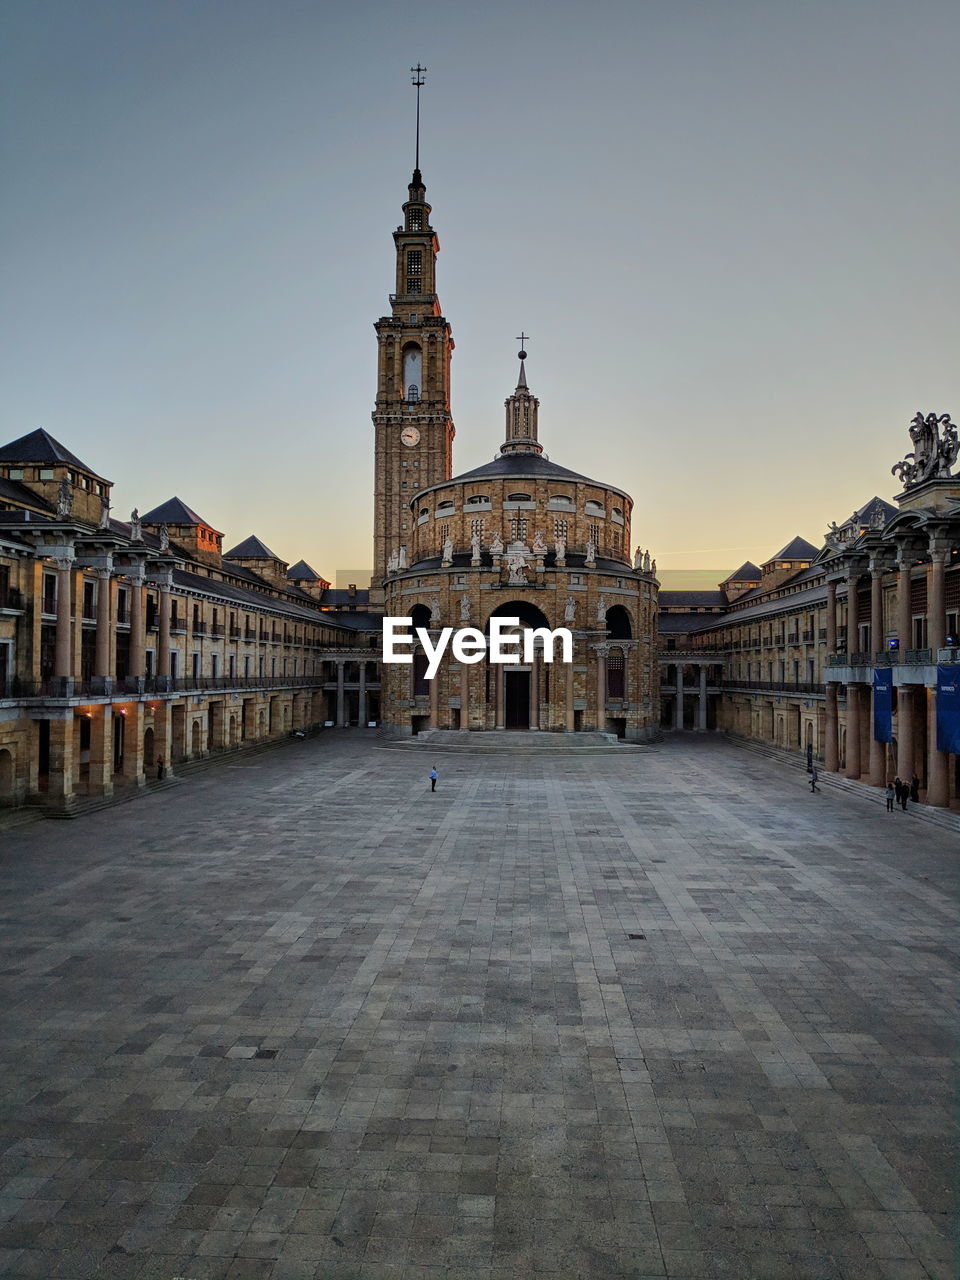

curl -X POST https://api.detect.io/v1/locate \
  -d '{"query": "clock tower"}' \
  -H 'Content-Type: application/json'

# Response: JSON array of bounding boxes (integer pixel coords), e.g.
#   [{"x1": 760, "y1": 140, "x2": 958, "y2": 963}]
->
[{"x1": 372, "y1": 165, "x2": 455, "y2": 582}]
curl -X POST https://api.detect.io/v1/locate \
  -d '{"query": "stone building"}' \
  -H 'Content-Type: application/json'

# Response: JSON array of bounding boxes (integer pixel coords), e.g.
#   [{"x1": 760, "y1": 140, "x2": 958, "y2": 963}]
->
[
  {"x1": 372, "y1": 171, "x2": 661, "y2": 739},
  {"x1": 658, "y1": 415, "x2": 960, "y2": 809},
  {"x1": 0, "y1": 430, "x2": 380, "y2": 811}
]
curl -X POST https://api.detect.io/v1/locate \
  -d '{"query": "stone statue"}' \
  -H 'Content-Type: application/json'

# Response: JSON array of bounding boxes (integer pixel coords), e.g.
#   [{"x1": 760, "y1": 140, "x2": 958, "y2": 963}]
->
[
  {"x1": 459, "y1": 593, "x2": 470, "y2": 622},
  {"x1": 643, "y1": 550, "x2": 651, "y2": 572},
  {"x1": 428, "y1": 595, "x2": 441, "y2": 621},
  {"x1": 129, "y1": 508, "x2": 142, "y2": 541},
  {"x1": 596, "y1": 594, "x2": 608, "y2": 623},
  {"x1": 651, "y1": 558, "x2": 657, "y2": 575},
  {"x1": 633, "y1": 546, "x2": 643, "y2": 570},
  {"x1": 98, "y1": 493, "x2": 111, "y2": 529},
  {"x1": 56, "y1": 477, "x2": 73, "y2": 518},
  {"x1": 397, "y1": 546, "x2": 407, "y2": 570},
  {"x1": 506, "y1": 549, "x2": 528, "y2": 585},
  {"x1": 564, "y1": 596, "x2": 577, "y2": 623},
  {"x1": 555, "y1": 535, "x2": 566, "y2": 563},
  {"x1": 471, "y1": 530, "x2": 481, "y2": 560},
  {"x1": 585, "y1": 538, "x2": 597, "y2": 565},
  {"x1": 824, "y1": 520, "x2": 842, "y2": 548},
  {"x1": 387, "y1": 550, "x2": 398, "y2": 575},
  {"x1": 442, "y1": 536, "x2": 454, "y2": 563},
  {"x1": 489, "y1": 531, "x2": 504, "y2": 556},
  {"x1": 158, "y1": 523, "x2": 169, "y2": 551},
  {"x1": 892, "y1": 411, "x2": 959, "y2": 488},
  {"x1": 532, "y1": 529, "x2": 548, "y2": 557}
]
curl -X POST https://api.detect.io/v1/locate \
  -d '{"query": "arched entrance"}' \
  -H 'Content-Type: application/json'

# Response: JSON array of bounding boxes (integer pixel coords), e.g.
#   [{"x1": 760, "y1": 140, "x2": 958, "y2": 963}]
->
[
  {"x1": 191, "y1": 719, "x2": 202, "y2": 756},
  {"x1": 0, "y1": 748, "x2": 14, "y2": 805},
  {"x1": 143, "y1": 727, "x2": 155, "y2": 770},
  {"x1": 486, "y1": 601, "x2": 552, "y2": 730}
]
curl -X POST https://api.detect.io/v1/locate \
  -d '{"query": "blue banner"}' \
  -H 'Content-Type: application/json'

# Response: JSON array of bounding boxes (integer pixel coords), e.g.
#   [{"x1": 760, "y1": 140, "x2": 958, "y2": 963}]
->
[
  {"x1": 873, "y1": 668, "x2": 892, "y2": 743},
  {"x1": 936, "y1": 666, "x2": 960, "y2": 754}
]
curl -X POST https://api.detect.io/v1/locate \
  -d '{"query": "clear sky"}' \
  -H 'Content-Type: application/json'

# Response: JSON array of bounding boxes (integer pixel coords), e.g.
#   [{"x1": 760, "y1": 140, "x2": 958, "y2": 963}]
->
[{"x1": 2, "y1": 0, "x2": 958, "y2": 584}]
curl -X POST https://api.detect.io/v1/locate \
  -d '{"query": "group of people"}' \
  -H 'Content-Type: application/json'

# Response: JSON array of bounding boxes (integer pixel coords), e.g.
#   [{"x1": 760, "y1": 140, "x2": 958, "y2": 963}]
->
[{"x1": 885, "y1": 775, "x2": 920, "y2": 812}]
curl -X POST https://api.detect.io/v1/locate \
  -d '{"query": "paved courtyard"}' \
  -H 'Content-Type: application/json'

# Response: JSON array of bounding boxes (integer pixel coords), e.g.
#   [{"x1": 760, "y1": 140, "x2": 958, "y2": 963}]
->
[{"x1": 0, "y1": 734, "x2": 957, "y2": 1280}]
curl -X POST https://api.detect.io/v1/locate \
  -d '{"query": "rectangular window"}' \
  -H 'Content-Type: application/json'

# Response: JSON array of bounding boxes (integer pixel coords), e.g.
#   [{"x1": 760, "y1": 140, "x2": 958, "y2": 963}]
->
[
  {"x1": 170, "y1": 650, "x2": 179, "y2": 678},
  {"x1": 211, "y1": 654, "x2": 219, "y2": 678},
  {"x1": 554, "y1": 518, "x2": 568, "y2": 540},
  {"x1": 191, "y1": 652, "x2": 200, "y2": 679},
  {"x1": 42, "y1": 575, "x2": 56, "y2": 614},
  {"x1": 229, "y1": 654, "x2": 236, "y2": 679},
  {"x1": 244, "y1": 655, "x2": 251, "y2": 677},
  {"x1": 589, "y1": 522, "x2": 601, "y2": 546},
  {"x1": 406, "y1": 249, "x2": 423, "y2": 292},
  {"x1": 145, "y1": 649, "x2": 155, "y2": 676},
  {"x1": 510, "y1": 517, "x2": 527, "y2": 542},
  {"x1": 271, "y1": 657, "x2": 276, "y2": 676},
  {"x1": 117, "y1": 589, "x2": 128, "y2": 624}
]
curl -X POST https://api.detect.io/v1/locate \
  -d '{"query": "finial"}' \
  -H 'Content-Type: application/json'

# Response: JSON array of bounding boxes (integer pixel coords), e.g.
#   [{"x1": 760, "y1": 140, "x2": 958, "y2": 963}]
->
[
  {"x1": 515, "y1": 333, "x2": 529, "y2": 388},
  {"x1": 411, "y1": 64, "x2": 426, "y2": 172}
]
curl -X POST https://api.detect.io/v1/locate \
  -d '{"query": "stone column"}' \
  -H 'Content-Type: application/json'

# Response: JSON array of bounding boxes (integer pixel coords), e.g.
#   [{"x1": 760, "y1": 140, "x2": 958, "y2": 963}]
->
[
  {"x1": 826, "y1": 580, "x2": 837, "y2": 653},
  {"x1": 157, "y1": 581, "x2": 171, "y2": 678},
  {"x1": 120, "y1": 703, "x2": 145, "y2": 787},
  {"x1": 868, "y1": 691, "x2": 886, "y2": 787},
  {"x1": 595, "y1": 644, "x2": 607, "y2": 732},
  {"x1": 460, "y1": 661, "x2": 470, "y2": 729},
  {"x1": 565, "y1": 659, "x2": 575, "y2": 732},
  {"x1": 847, "y1": 568, "x2": 861, "y2": 654},
  {"x1": 896, "y1": 686, "x2": 914, "y2": 781},
  {"x1": 53, "y1": 554, "x2": 75, "y2": 680},
  {"x1": 675, "y1": 664, "x2": 684, "y2": 731},
  {"x1": 870, "y1": 561, "x2": 884, "y2": 659},
  {"x1": 495, "y1": 661, "x2": 505, "y2": 730},
  {"x1": 530, "y1": 653, "x2": 539, "y2": 730},
  {"x1": 358, "y1": 661, "x2": 367, "y2": 726},
  {"x1": 336, "y1": 659, "x2": 346, "y2": 727},
  {"x1": 108, "y1": 578, "x2": 119, "y2": 680},
  {"x1": 87, "y1": 705, "x2": 113, "y2": 798},
  {"x1": 94, "y1": 568, "x2": 112, "y2": 679},
  {"x1": 927, "y1": 547, "x2": 947, "y2": 653},
  {"x1": 926, "y1": 684, "x2": 949, "y2": 807},
  {"x1": 697, "y1": 665, "x2": 708, "y2": 731},
  {"x1": 46, "y1": 712, "x2": 76, "y2": 807},
  {"x1": 128, "y1": 568, "x2": 146, "y2": 682},
  {"x1": 897, "y1": 559, "x2": 912, "y2": 654},
  {"x1": 845, "y1": 684, "x2": 861, "y2": 779},
  {"x1": 428, "y1": 651, "x2": 440, "y2": 729}
]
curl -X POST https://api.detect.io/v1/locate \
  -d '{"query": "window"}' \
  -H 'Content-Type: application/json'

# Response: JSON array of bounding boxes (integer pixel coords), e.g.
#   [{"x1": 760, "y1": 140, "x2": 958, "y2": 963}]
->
[
  {"x1": 244, "y1": 655, "x2": 251, "y2": 677},
  {"x1": 470, "y1": 518, "x2": 484, "y2": 539},
  {"x1": 510, "y1": 517, "x2": 528, "y2": 542},
  {"x1": 612, "y1": 506, "x2": 623, "y2": 518},
  {"x1": 585, "y1": 500, "x2": 605, "y2": 516},
  {"x1": 145, "y1": 649, "x2": 155, "y2": 676},
  {"x1": 589, "y1": 523, "x2": 601, "y2": 546},
  {"x1": 554, "y1": 518, "x2": 568, "y2": 539},
  {"x1": 170, "y1": 651, "x2": 178, "y2": 678},
  {"x1": 408, "y1": 208, "x2": 423, "y2": 231},
  {"x1": 506, "y1": 492, "x2": 531, "y2": 502},
  {"x1": 467, "y1": 494, "x2": 487, "y2": 504},
  {"x1": 82, "y1": 580, "x2": 96, "y2": 620},
  {"x1": 548, "y1": 494, "x2": 573, "y2": 506},
  {"x1": 8, "y1": 469, "x2": 23, "y2": 480},
  {"x1": 436, "y1": 500, "x2": 454, "y2": 512},
  {"x1": 406, "y1": 384, "x2": 419, "y2": 403},
  {"x1": 39, "y1": 469, "x2": 54, "y2": 480},
  {"x1": 192, "y1": 652, "x2": 200, "y2": 679},
  {"x1": 117, "y1": 588, "x2": 129, "y2": 624},
  {"x1": 42, "y1": 575, "x2": 56, "y2": 614},
  {"x1": 406, "y1": 249, "x2": 422, "y2": 292}
]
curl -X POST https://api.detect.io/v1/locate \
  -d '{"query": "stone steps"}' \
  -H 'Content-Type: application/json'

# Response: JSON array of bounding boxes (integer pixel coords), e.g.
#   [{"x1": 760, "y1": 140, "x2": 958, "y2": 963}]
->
[{"x1": 379, "y1": 729, "x2": 654, "y2": 755}]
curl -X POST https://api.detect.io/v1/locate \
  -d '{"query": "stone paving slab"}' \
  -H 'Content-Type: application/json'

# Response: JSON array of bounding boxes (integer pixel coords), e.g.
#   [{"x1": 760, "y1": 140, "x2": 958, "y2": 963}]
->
[{"x1": 0, "y1": 733, "x2": 957, "y2": 1280}]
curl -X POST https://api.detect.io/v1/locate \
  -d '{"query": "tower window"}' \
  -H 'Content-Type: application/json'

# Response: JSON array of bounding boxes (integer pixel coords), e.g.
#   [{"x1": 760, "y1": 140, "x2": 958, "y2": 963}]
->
[
  {"x1": 406, "y1": 249, "x2": 422, "y2": 293},
  {"x1": 406, "y1": 384, "x2": 419, "y2": 403},
  {"x1": 408, "y1": 209, "x2": 423, "y2": 231}
]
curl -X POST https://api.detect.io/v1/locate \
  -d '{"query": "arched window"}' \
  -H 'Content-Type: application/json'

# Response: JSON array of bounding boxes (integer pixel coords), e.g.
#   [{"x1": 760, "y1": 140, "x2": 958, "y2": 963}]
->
[
  {"x1": 548, "y1": 494, "x2": 573, "y2": 506},
  {"x1": 436, "y1": 501, "x2": 454, "y2": 513},
  {"x1": 467, "y1": 494, "x2": 488, "y2": 505},
  {"x1": 406, "y1": 384, "x2": 419, "y2": 403},
  {"x1": 585, "y1": 500, "x2": 605, "y2": 516},
  {"x1": 611, "y1": 506, "x2": 623, "y2": 518},
  {"x1": 506, "y1": 492, "x2": 531, "y2": 502},
  {"x1": 403, "y1": 345, "x2": 422, "y2": 401}
]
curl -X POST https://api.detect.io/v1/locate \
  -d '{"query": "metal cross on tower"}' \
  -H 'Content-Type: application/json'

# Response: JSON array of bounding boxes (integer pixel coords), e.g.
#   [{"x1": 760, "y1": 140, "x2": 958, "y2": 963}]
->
[
  {"x1": 516, "y1": 332, "x2": 529, "y2": 359},
  {"x1": 411, "y1": 64, "x2": 426, "y2": 170}
]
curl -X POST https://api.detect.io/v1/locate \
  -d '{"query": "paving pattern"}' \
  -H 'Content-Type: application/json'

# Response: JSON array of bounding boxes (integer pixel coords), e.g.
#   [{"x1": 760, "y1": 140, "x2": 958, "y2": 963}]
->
[{"x1": 0, "y1": 733, "x2": 957, "y2": 1280}]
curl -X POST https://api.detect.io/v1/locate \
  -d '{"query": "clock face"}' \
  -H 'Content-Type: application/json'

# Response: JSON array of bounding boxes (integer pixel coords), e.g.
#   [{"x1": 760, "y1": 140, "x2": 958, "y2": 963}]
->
[{"x1": 400, "y1": 426, "x2": 420, "y2": 447}]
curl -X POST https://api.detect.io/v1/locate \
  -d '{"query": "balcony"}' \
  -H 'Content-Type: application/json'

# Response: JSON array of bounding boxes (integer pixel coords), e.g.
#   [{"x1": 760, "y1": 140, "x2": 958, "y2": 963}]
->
[
  {"x1": 904, "y1": 648, "x2": 932, "y2": 665},
  {"x1": 938, "y1": 647, "x2": 960, "y2": 663},
  {"x1": 209, "y1": 624, "x2": 225, "y2": 638},
  {"x1": 169, "y1": 617, "x2": 187, "y2": 634},
  {"x1": 802, "y1": 630, "x2": 814, "y2": 643},
  {"x1": 0, "y1": 586, "x2": 25, "y2": 611},
  {"x1": 229, "y1": 626, "x2": 241, "y2": 639},
  {"x1": 244, "y1": 627, "x2": 256, "y2": 641},
  {"x1": 721, "y1": 678, "x2": 825, "y2": 695}
]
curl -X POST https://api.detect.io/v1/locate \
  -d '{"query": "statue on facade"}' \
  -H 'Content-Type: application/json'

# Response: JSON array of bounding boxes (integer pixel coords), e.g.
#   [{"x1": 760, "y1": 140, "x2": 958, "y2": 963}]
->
[
  {"x1": 585, "y1": 537, "x2": 597, "y2": 565},
  {"x1": 387, "y1": 549, "x2": 398, "y2": 575},
  {"x1": 824, "y1": 520, "x2": 843, "y2": 549},
  {"x1": 397, "y1": 546, "x2": 407, "y2": 569},
  {"x1": 532, "y1": 529, "x2": 548, "y2": 557},
  {"x1": 643, "y1": 550, "x2": 651, "y2": 572},
  {"x1": 506, "y1": 549, "x2": 528, "y2": 585},
  {"x1": 441, "y1": 535, "x2": 454, "y2": 563},
  {"x1": 651, "y1": 558, "x2": 657, "y2": 575},
  {"x1": 98, "y1": 493, "x2": 111, "y2": 529},
  {"x1": 891, "y1": 411, "x2": 959, "y2": 488},
  {"x1": 129, "y1": 508, "x2": 142, "y2": 541},
  {"x1": 555, "y1": 535, "x2": 566, "y2": 563},
  {"x1": 633, "y1": 546, "x2": 643, "y2": 570},
  {"x1": 596, "y1": 594, "x2": 608, "y2": 623},
  {"x1": 459, "y1": 593, "x2": 470, "y2": 622},
  {"x1": 56, "y1": 477, "x2": 72, "y2": 518},
  {"x1": 470, "y1": 530, "x2": 481, "y2": 561},
  {"x1": 428, "y1": 595, "x2": 441, "y2": 621},
  {"x1": 564, "y1": 596, "x2": 577, "y2": 623},
  {"x1": 489, "y1": 530, "x2": 504, "y2": 556},
  {"x1": 158, "y1": 523, "x2": 170, "y2": 551}
]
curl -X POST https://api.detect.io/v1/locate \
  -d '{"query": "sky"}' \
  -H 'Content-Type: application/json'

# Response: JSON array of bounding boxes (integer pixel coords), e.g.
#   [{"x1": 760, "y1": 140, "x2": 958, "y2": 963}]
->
[{"x1": 2, "y1": 0, "x2": 958, "y2": 587}]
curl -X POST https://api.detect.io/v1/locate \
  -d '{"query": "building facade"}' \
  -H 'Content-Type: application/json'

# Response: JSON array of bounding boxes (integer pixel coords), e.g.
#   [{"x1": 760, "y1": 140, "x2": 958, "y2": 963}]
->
[
  {"x1": 0, "y1": 431, "x2": 381, "y2": 811},
  {"x1": 658, "y1": 417, "x2": 960, "y2": 810}
]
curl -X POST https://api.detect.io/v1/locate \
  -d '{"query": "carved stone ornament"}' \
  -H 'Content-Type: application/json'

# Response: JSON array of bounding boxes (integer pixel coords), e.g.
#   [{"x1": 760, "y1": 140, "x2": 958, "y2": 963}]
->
[
  {"x1": 129, "y1": 508, "x2": 142, "y2": 541},
  {"x1": 585, "y1": 538, "x2": 597, "y2": 565},
  {"x1": 596, "y1": 593, "x2": 608, "y2": 623},
  {"x1": 98, "y1": 494, "x2": 111, "y2": 529},
  {"x1": 891, "y1": 411, "x2": 959, "y2": 488},
  {"x1": 387, "y1": 549, "x2": 399, "y2": 575},
  {"x1": 555, "y1": 535, "x2": 566, "y2": 563},
  {"x1": 56, "y1": 477, "x2": 73, "y2": 518},
  {"x1": 441, "y1": 536, "x2": 454, "y2": 563},
  {"x1": 489, "y1": 531, "x2": 504, "y2": 555},
  {"x1": 459, "y1": 593, "x2": 470, "y2": 622},
  {"x1": 564, "y1": 596, "x2": 577, "y2": 623},
  {"x1": 633, "y1": 546, "x2": 643, "y2": 570},
  {"x1": 506, "y1": 550, "x2": 528, "y2": 585},
  {"x1": 532, "y1": 529, "x2": 548, "y2": 557},
  {"x1": 51, "y1": 553, "x2": 75, "y2": 572},
  {"x1": 397, "y1": 546, "x2": 407, "y2": 569},
  {"x1": 158, "y1": 523, "x2": 170, "y2": 550},
  {"x1": 470, "y1": 531, "x2": 481, "y2": 560},
  {"x1": 428, "y1": 595, "x2": 441, "y2": 621}
]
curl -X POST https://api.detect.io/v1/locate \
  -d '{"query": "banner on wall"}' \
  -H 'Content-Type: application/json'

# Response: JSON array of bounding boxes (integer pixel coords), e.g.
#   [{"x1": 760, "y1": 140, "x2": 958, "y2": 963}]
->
[
  {"x1": 936, "y1": 666, "x2": 960, "y2": 754},
  {"x1": 873, "y1": 668, "x2": 892, "y2": 743}
]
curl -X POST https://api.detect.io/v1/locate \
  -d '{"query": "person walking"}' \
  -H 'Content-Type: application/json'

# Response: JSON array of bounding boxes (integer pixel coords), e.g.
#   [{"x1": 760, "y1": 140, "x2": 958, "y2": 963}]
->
[
  {"x1": 156, "y1": 755, "x2": 165, "y2": 781},
  {"x1": 809, "y1": 766, "x2": 820, "y2": 793},
  {"x1": 429, "y1": 766, "x2": 438, "y2": 793},
  {"x1": 894, "y1": 777, "x2": 904, "y2": 809},
  {"x1": 910, "y1": 774, "x2": 920, "y2": 804},
  {"x1": 884, "y1": 782, "x2": 895, "y2": 813},
  {"x1": 899, "y1": 778, "x2": 909, "y2": 811}
]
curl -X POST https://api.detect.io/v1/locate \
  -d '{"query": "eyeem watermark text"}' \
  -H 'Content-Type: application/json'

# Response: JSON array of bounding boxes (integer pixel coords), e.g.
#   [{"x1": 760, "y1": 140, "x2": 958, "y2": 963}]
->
[{"x1": 383, "y1": 617, "x2": 573, "y2": 680}]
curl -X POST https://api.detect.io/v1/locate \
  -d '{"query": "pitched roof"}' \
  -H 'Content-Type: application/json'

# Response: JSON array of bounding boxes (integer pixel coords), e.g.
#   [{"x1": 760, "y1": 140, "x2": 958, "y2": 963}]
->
[
  {"x1": 659, "y1": 590, "x2": 727, "y2": 608},
  {"x1": 141, "y1": 496, "x2": 211, "y2": 526},
  {"x1": 0, "y1": 475, "x2": 56, "y2": 513},
  {"x1": 287, "y1": 559, "x2": 325, "y2": 580},
  {"x1": 224, "y1": 535, "x2": 281, "y2": 561},
  {"x1": 723, "y1": 561, "x2": 761, "y2": 582},
  {"x1": 851, "y1": 496, "x2": 898, "y2": 526},
  {"x1": 0, "y1": 428, "x2": 104, "y2": 477},
  {"x1": 770, "y1": 536, "x2": 819, "y2": 561}
]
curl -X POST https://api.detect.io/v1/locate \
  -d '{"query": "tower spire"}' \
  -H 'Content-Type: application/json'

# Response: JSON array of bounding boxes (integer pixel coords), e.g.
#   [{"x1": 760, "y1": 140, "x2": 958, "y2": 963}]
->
[
  {"x1": 411, "y1": 63, "x2": 426, "y2": 174},
  {"x1": 502, "y1": 336, "x2": 542, "y2": 455}
]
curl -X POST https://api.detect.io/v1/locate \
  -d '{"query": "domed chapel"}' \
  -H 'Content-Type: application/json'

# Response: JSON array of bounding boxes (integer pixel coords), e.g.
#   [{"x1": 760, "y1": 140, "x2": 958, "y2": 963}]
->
[{"x1": 373, "y1": 163, "x2": 660, "y2": 739}]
